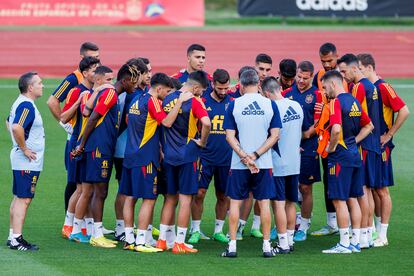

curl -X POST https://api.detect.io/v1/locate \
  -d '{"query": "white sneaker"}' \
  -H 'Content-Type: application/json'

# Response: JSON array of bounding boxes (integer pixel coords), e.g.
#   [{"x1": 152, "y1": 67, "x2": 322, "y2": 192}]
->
[
  {"x1": 322, "y1": 243, "x2": 352, "y2": 254},
  {"x1": 102, "y1": 226, "x2": 114, "y2": 235},
  {"x1": 373, "y1": 238, "x2": 389, "y2": 247},
  {"x1": 360, "y1": 239, "x2": 370, "y2": 249}
]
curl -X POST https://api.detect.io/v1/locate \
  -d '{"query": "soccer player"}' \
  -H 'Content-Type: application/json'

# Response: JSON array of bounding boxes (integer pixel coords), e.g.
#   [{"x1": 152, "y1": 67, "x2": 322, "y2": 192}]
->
[
  {"x1": 227, "y1": 66, "x2": 256, "y2": 99},
  {"x1": 138, "y1": 57, "x2": 152, "y2": 89},
  {"x1": 188, "y1": 69, "x2": 232, "y2": 244},
  {"x1": 112, "y1": 58, "x2": 148, "y2": 242},
  {"x1": 255, "y1": 53, "x2": 273, "y2": 84},
  {"x1": 320, "y1": 70, "x2": 373, "y2": 254},
  {"x1": 262, "y1": 76, "x2": 303, "y2": 252},
  {"x1": 70, "y1": 66, "x2": 119, "y2": 248},
  {"x1": 120, "y1": 73, "x2": 193, "y2": 252},
  {"x1": 156, "y1": 71, "x2": 211, "y2": 254},
  {"x1": 171, "y1": 44, "x2": 213, "y2": 94},
  {"x1": 338, "y1": 53, "x2": 382, "y2": 248},
  {"x1": 311, "y1": 42, "x2": 346, "y2": 237},
  {"x1": 47, "y1": 42, "x2": 99, "y2": 213},
  {"x1": 277, "y1": 59, "x2": 297, "y2": 91},
  {"x1": 60, "y1": 56, "x2": 100, "y2": 239},
  {"x1": 221, "y1": 69, "x2": 282, "y2": 258},
  {"x1": 7, "y1": 72, "x2": 44, "y2": 251},
  {"x1": 283, "y1": 61, "x2": 322, "y2": 242},
  {"x1": 357, "y1": 53, "x2": 410, "y2": 247}
]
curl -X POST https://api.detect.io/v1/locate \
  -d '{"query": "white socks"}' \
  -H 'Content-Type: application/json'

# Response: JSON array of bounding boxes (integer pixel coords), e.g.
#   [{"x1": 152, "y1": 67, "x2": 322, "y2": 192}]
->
[
  {"x1": 379, "y1": 224, "x2": 389, "y2": 241},
  {"x1": 146, "y1": 224, "x2": 154, "y2": 244},
  {"x1": 327, "y1": 212, "x2": 338, "y2": 229},
  {"x1": 228, "y1": 240, "x2": 236, "y2": 252},
  {"x1": 72, "y1": 218, "x2": 83, "y2": 234},
  {"x1": 191, "y1": 220, "x2": 201, "y2": 233},
  {"x1": 278, "y1": 233, "x2": 289, "y2": 250},
  {"x1": 115, "y1": 219, "x2": 125, "y2": 236},
  {"x1": 339, "y1": 228, "x2": 350, "y2": 247},
  {"x1": 287, "y1": 229, "x2": 295, "y2": 247},
  {"x1": 125, "y1": 227, "x2": 135, "y2": 244},
  {"x1": 175, "y1": 227, "x2": 187, "y2": 244},
  {"x1": 8, "y1": 229, "x2": 13, "y2": 241},
  {"x1": 252, "y1": 215, "x2": 261, "y2": 230},
  {"x1": 85, "y1": 218, "x2": 94, "y2": 236},
  {"x1": 214, "y1": 219, "x2": 225, "y2": 234},
  {"x1": 298, "y1": 217, "x2": 311, "y2": 232},
  {"x1": 11, "y1": 233, "x2": 22, "y2": 246},
  {"x1": 93, "y1": 222, "x2": 103, "y2": 239},
  {"x1": 135, "y1": 229, "x2": 146, "y2": 245},
  {"x1": 166, "y1": 225, "x2": 176, "y2": 244},
  {"x1": 351, "y1": 228, "x2": 360, "y2": 245},
  {"x1": 159, "y1": 224, "x2": 168, "y2": 240},
  {"x1": 64, "y1": 211, "x2": 74, "y2": 227},
  {"x1": 262, "y1": 239, "x2": 271, "y2": 252},
  {"x1": 360, "y1": 228, "x2": 368, "y2": 245}
]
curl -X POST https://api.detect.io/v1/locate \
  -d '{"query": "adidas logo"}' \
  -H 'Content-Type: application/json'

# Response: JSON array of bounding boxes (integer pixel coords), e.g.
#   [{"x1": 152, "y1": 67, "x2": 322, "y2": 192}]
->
[
  {"x1": 178, "y1": 232, "x2": 185, "y2": 235},
  {"x1": 139, "y1": 233, "x2": 145, "y2": 236},
  {"x1": 166, "y1": 229, "x2": 172, "y2": 232},
  {"x1": 349, "y1": 102, "x2": 361, "y2": 117},
  {"x1": 242, "y1": 101, "x2": 264, "y2": 115},
  {"x1": 283, "y1": 106, "x2": 301, "y2": 123}
]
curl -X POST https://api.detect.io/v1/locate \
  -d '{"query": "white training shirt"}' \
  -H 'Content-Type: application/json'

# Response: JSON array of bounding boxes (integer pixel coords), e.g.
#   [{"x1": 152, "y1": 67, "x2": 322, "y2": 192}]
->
[
  {"x1": 9, "y1": 94, "x2": 45, "y2": 171},
  {"x1": 272, "y1": 98, "x2": 303, "y2": 176},
  {"x1": 224, "y1": 93, "x2": 282, "y2": 169}
]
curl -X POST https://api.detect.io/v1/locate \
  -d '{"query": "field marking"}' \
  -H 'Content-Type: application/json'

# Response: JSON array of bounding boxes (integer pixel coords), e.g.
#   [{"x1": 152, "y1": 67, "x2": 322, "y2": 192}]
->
[{"x1": 0, "y1": 84, "x2": 413, "y2": 89}]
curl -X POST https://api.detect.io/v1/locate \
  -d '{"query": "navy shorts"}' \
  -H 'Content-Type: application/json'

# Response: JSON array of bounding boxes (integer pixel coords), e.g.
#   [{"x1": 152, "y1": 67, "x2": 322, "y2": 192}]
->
[
  {"x1": 361, "y1": 149, "x2": 381, "y2": 188},
  {"x1": 327, "y1": 162, "x2": 364, "y2": 200},
  {"x1": 199, "y1": 161, "x2": 230, "y2": 193},
  {"x1": 13, "y1": 170, "x2": 40, "y2": 198},
  {"x1": 119, "y1": 163, "x2": 158, "y2": 199},
  {"x1": 272, "y1": 175, "x2": 299, "y2": 202},
  {"x1": 226, "y1": 169, "x2": 275, "y2": 200},
  {"x1": 299, "y1": 155, "x2": 321, "y2": 185},
  {"x1": 380, "y1": 146, "x2": 394, "y2": 187},
  {"x1": 84, "y1": 152, "x2": 113, "y2": 184},
  {"x1": 163, "y1": 161, "x2": 199, "y2": 195}
]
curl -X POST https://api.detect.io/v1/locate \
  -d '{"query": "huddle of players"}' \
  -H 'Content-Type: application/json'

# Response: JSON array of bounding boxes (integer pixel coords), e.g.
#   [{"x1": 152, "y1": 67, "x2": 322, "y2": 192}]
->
[{"x1": 48, "y1": 41, "x2": 408, "y2": 256}]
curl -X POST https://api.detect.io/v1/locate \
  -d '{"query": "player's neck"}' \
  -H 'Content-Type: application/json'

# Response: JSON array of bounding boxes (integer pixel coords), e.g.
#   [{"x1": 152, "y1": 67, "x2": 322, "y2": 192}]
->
[
  {"x1": 354, "y1": 71, "x2": 364, "y2": 83},
  {"x1": 186, "y1": 65, "x2": 197, "y2": 74},
  {"x1": 138, "y1": 83, "x2": 146, "y2": 90},
  {"x1": 369, "y1": 73, "x2": 379, "y2": 83},
  {"x1": 82, "y1": 80, "x2": 93, "y2": 89},
  {"x1": 243, "y1": 86, "x2": 258, "y2": 94},
  {"x1": 210, "y1": 91, "x2": 223, "y2": 102},
  {"x1": 23, "y1": 92, "x2": 37, "y2": 101},
  {"x1": 114, "y1": 81, "x2": 124, "y2": 94},
  {"x1": 298, "y1": 84, "x2": 311, "y2": 93}
]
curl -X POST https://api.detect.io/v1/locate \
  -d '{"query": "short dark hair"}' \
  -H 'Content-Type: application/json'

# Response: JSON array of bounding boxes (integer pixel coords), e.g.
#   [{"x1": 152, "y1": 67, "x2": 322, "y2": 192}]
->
[
  {"x1": 279, "y1": 59, "x2": 297, "y2": 78},
  {"x1": 238, "y1": 66, "x2": 256, "y2": 78},
  {"x1": 337, "y1": 54, "x2": 359, "y2": 66},
  {"x1": 320, "y1": 70, "x2": 343, "y2": 83},
  {"x1": 188, "y1": 71, "x2": 209, "y2": 89},
  {"x1": 150, "y1": 73, "x2": 173, "y2": 88},
  {"x1": 298, "y1": 61, "x2": 314, "y2": 74},
  {"x1": 261, "y1": 76, "x2": 281, "y2": 93},
  {"x1": 240, "y1": 69, "x2": 259, "y2": 87},
  {"x1": 170, "y1": 78, "x2": 182, "y2": 90},
  {"x1": 319, "y1": 42, "x2": 337, "y2": 56},
  {"x1": 79, "y1": 56, "x2": 100, "y2": 73},
  {"x1": 80, "y1": 42, "x2": 99, "y2": 55},
  {"x1": 18, "y1": 71, "x2": 38, "y2": 94},
  {"x1": 138, "y1": 57, "x2": 150, "y2": 65},
  {"x1": 213, "y1": 69, "x2": 230, "y2": 84},
  {"x1": 255, "y1": 53, "x2": 272, "y2": 65},
  {"x1": 126, "y1": 58, "x2": 149, "y2": 74},
  {"x1": 187, "y1": 44, "x2": 205, "y2": 55},
  {"x1": 357, "y1": 53, "x2": 376, "y2": 70},
  {"x1": 95, "y1": 65, "x2": 113, "y2": 76}
]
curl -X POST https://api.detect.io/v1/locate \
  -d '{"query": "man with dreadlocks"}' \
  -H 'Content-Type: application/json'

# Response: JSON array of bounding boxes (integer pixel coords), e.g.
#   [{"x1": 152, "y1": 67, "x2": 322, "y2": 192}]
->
[{"x1": 112, "y1": 60, "x2": 145, "y2": 242}]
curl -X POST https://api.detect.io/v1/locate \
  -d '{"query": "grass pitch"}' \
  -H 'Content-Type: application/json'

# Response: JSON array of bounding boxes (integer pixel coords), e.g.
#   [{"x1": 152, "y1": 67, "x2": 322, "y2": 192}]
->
[{"x1": 0, "y1": 78, "x2": 413, "y2": 275}]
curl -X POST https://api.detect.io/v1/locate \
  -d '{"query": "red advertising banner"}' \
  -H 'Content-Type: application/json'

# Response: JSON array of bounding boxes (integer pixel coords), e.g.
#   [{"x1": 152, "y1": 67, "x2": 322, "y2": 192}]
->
[{"x1": 0, "y1": 0, "x2": 204, "y2": 26}]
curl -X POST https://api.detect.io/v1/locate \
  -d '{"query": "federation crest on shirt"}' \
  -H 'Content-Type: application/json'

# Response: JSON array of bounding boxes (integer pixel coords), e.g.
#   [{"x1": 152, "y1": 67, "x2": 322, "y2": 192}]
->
[{"x1": 305, "y1": 94, "x2": 314, "y2": 104}]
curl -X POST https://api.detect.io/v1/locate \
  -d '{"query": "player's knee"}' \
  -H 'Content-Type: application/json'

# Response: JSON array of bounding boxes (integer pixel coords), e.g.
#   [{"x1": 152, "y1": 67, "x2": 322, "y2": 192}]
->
[
  {"x1": 196, "y1": 189, "x2": 207, "y2": 200},
  {"x1": 299, "y1": 184, "x2": 311, "y2": 195},
  {"x1": 376, "y1": 187, "x2": 390, "y2": 198}
]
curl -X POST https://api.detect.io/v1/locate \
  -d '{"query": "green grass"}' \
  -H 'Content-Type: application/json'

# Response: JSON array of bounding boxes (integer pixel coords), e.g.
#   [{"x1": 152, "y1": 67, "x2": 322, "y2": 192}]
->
[{"x1": 0, "y1": 78, "x2": 413, "y2": 275}]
